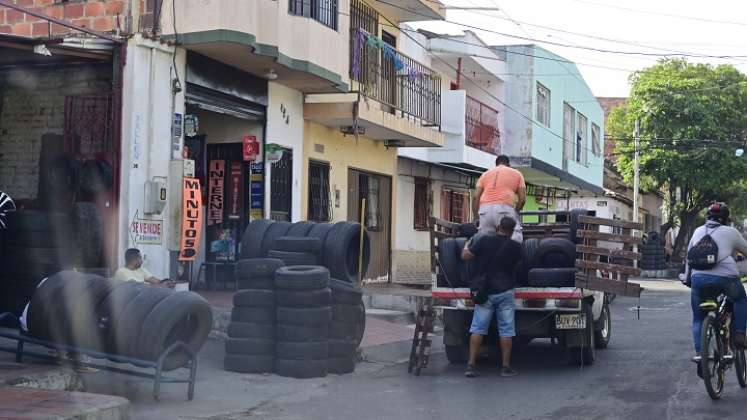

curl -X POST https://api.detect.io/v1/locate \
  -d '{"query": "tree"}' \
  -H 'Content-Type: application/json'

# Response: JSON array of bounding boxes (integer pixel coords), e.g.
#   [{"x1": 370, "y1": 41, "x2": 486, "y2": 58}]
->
[{"x1": 608, "y1": 59, "x2": 747, "y2": 259}]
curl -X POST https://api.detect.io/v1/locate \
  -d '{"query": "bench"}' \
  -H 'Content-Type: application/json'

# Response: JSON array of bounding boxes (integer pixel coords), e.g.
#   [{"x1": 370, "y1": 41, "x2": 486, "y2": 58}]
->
[{"x1": 0, "y1": 313, "x2": 197, "y2": 401}]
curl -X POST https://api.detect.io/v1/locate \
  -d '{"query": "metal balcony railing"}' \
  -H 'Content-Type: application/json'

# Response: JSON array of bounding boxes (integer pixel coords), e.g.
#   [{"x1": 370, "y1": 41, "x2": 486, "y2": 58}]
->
[
  {"x1": 465, "y1": 95, "x2": 500, "y2": 154},
  {"x1": 350, "y1": 29, "x2": 441, "y2": 127}
]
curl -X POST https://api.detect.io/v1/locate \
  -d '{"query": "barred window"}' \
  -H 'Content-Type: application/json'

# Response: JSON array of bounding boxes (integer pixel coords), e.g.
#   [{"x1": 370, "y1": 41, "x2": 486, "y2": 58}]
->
[
  {"x1": 414, "y1": 178, "x2": 430, "y2": 231},
  {"x1": 289, "y1": 0, "x2": 338, "y2": 30},
  {"x1": 308, "y1": 161, "x2": 332, "y2": 222}
]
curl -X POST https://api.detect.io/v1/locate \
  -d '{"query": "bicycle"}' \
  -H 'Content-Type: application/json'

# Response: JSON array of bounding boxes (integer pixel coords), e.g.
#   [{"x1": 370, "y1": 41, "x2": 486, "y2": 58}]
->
[{"x1": 698, "y1": 280, "x2": 747, "y2": 400}]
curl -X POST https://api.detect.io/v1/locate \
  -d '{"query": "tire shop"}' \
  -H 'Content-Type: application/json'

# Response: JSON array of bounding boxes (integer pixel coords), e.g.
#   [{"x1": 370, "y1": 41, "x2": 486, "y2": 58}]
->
[{"x1": 0, "y1": 33, "x2": 123, "y2": 316}]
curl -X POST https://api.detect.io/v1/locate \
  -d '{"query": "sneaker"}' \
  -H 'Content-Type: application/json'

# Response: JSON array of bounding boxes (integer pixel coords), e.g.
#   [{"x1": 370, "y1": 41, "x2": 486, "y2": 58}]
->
[
  {"x1": 691, "y1": 355, "x2": 702, "y2": 363},
  {"x1": 500, "y1": 367, "x2": 518, "y2": 377},
  {"x1": 465, "y1": 365, "x2": 477, "y2": 378}
]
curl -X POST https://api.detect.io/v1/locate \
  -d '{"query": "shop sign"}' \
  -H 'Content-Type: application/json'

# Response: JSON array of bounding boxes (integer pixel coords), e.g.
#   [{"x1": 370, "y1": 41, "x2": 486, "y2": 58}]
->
[
  {"x1": 265, "y1": 143, "x2": 284, "y2": 164},
  {"x1": 184, "y1": 115, "x2": 199, "y2": 138},
  {"x1": 243, "y1": 135, "x2": 260, "y2": 162},
  {"x1": 131, "y1": 219, "x2": 163, "y2": 245},
  {"x1": 179, "y1": 178, "x2": 203, "y2": 261},
  {"x1": 228, "y1": 162, "x2": 242, "y2": 220},
  {"x1": 250, "y1": 162, "x2": 264, "y2": 174},
  {"x1": 208, "y1": 160, "x2": 225, "y2": 226}
]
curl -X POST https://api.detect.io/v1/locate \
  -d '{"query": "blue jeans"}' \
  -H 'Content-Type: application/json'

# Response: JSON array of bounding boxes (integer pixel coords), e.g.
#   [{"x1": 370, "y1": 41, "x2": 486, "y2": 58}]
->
[
  {"x1": 469, "y1": 289, "x2": 516, "y2": 337},
  {"x1": 691, "y1": 274, "x2": 747, "y2": 352}
]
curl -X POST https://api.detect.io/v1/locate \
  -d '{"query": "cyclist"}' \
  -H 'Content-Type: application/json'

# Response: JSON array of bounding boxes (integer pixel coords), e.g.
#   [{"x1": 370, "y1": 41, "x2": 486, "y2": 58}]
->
[{"x1": 687, "y1": 202, "x2": 747, "y2": 373}]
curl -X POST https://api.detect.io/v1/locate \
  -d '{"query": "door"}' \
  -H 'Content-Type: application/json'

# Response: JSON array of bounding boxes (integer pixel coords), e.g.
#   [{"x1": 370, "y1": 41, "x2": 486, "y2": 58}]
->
[
  {"x1": 381, "y1": 31, "x2": 397, "y2": 112},
  {"x1": 270, "y1": 148, "x2": 292, "y2": 221},
  {"x1": 206, "y1": 143, "x2": 247, "y2": 262},
  {"x1": 348, "y1": 169, "x2": 392, "y2": 283}
]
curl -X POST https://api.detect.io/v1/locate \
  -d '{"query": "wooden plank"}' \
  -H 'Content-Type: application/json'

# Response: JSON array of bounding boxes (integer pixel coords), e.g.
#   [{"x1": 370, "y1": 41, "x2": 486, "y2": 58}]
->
[
  {"x1": 577, "y1": 215, "x2": 643, "y2": 230},
  {"x1": 576, "y1": 245, "x2": 641, "y2": 260},
  {"x1": 575, "y1": 274, "x2": 642, "y2": 297},
  {"x1": 577, "y1": 230, "x2": 643, "y2": 244},
  {"x1": 576, "y1": 259, "x2": 641, "y2": 276}
]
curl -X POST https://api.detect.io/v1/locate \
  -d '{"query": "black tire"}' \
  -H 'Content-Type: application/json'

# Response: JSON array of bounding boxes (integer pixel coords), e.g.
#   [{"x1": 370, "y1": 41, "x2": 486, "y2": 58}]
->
[
  {"x1": 570, "y1": 303, "x2": 596, "y2": 366},
  {"x1": 535, "y1": 238, "x2": 576, "y2": 268},
  {"x1": 260, "y1": 221, "x2": 293, "y2": 257},
  {"x1": 68, "y1": 277, "x2": 120, "y2": 350},
  {"x1": 227, "y1": 322, "x2": 274, "y2": 339},
  {"x1": 568, "y1": 209, "x2": 588, "y2": 243},
  {"x1": 224, "y1": 354, "x2": 274, "y2": 374},
  {"x1": 276, "y1": 341, "x2": 329, "y2": 360},
  {"x1": 276, "y1": 307, "x2": 332, "y2": 326},
  {"x1": 232, "y1": 307, "x2": 275, "y2": 324},
  {"x1": 286, "y1": 222, "x2": 316, "y2": 237},
  {"x1": 94, "y1": 281, "x2": 148, "y2": 353},
  {"x1": 235, "y1": 258, "x2": 285, "y2": 279},
  {"x1": 329, "y1": 320, "x2": 358, "y2": 341},
  {"x1": 323, "y1": 222, "x2": 371, "y2": 283},
  {"x1": 445, "y1": 344, "x2": 468, "y2": 364},
  {"x1": 455, "y1": 238, "x2": 476, "y2": 286},
  {"x1": 327, "y1": 356, "x2": 355, "y2": 374},
  {"x1": 274, "y1": 237, "x2": 322, "y2": 254},
  {"x1": 328, "y1": 339, "x2": 357, "y2": 357},
  {"x1": 594, "y1": 303, "x2": 611, "y2": 349},
  {"x1": 233, "y1": 289, "x2": 275, "y2": 307},
  {"x1": 527, "y1": 268, "x2": 577, "y2": 287},
  {"x1": 225, "y1": 338, "x2": 274, "y2": 355},
  {"x1": 276, "y1": 324, "x2": 329, "y2": 342},
  {"x1": 275, "y1": 288, "x2": 332, "y2": 307},
  {"x1": 267, "y1": 250, "x2": 318, "y2": 266},
  {"x1": 332, "y1": 303, "x2": 365, "y2": 323},
  {"x1": 274, "y1": 266, "x2": 330, "y2": 290},
  {"x1": 28, "y1": 271, "x2": 96, "y2": 342},
  {"x1": 113, "y1": 287, "x2": 173, "y2": 358},
  {"x1": 71, "y1": 202, "x2": 104, "y2": 268},
  {"x1": 307, "y1": 223, "x2": 335, "y2": 263},
  {"x1": 438, "y1": 237, "x2": 463, "y2": 288},
  {"x1": 329, "y1": 279, "x2": 363, "y2": 304},
  {"x1": 240, "y1": 220, "x2": 275, "y2": 259},
  {"x1": 516, "y1": 238, "x2": 541, "y2": 285},
  {"x1": 275, "y1": 358, "x2": 328, "y2": 379},
  {"x1": 701, "y1": 314, "x2": 725, "y2": 400},
  {"x1": 79, "y1": 159, "x2": 114, "y2": 194},
  {"x1": 456, "y1": 223, "x2": 478, "y2": 239},
  {"x1": 735, "y1": 347, "x2": 747, "y2": 388},
  {"x1": 237, "y1": 277, "x2": 275, "y2": 291}
]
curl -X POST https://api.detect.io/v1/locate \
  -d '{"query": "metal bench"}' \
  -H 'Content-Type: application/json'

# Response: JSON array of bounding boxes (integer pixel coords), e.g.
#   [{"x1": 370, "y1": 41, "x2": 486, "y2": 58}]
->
[{"x1": 0, "y1": 313, "x2": 197, "y2": 401}]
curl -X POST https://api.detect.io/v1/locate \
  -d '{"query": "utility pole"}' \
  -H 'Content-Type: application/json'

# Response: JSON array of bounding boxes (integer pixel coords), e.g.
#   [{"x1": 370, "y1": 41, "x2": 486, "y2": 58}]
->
[{"x1": 633, "y1": 119, "x2": 640, "y2": 224}]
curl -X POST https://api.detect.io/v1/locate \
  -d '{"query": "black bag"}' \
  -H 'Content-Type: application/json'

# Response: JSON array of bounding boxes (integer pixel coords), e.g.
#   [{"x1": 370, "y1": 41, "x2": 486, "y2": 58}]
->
[
  {"x1": 687, "y1": 226, "x2": 721, "y2": 270},
  {"x1": 470, "y1": 273, "x2": 489, "y2": 304}
]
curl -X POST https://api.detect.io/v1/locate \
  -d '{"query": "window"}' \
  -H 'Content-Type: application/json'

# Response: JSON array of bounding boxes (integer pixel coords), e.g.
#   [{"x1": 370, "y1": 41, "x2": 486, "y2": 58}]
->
[
  {"x1": 289, "y1": 0, "x2": 338, "y2": 30},
  {"x1": 536, "y1": 83, "x2": 550, "y2": 126},
  {"x1": 414, "y1": 178, "x2": 430, "y2": 231},
  {"x1": 563, "y1": 103, "x2": 575, "y2": 164},
  {"x1": 592, "y1": 123, "x2": 601, "y2": 157},
  {"x1": 577, "y1": 113, "x2": 588, "y2": 166},
  {"x1": 441, "y1": 188, "x2": 470, "y2": 224},
  {"x1": 308, "y1": 161, "x2": 332, "y2": 222}
]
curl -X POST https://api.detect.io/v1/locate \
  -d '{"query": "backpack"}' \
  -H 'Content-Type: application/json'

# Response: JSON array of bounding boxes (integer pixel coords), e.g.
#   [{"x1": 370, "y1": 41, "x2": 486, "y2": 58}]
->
[{"x1": 687, "y1": 225, "x2": 721, "y2": 270}]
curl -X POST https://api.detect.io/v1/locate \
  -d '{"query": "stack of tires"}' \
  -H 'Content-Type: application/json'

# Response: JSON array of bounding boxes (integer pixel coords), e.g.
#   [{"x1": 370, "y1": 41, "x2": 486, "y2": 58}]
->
[
  {"x1": 521, "y1": 237, "x2": 578, "y2": 287},
  {"x1": 224, "y1": 258, "x2": 284, "y2": 373},
  {"x1": 274, "y1": 266, "x2": 332, "y2": 379},
  {"x1": 268, "y1": 237, "x2": 322, "y2": 266},
  {"x1": 640, "y1": 231, "x2": 666, "y2": 271},
  {"x1": 328, "y1": 279, "x2": 365, "y2": 374},
  {"x1": 28, "y1": 271, "x2": 213, "y2": 370}
]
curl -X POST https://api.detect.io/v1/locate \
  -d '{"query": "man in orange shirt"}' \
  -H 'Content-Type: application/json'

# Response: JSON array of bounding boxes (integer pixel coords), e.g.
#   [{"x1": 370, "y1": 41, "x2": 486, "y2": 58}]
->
[{"x1": 473, "y1": 155, "x2": 526, "y2": 242}]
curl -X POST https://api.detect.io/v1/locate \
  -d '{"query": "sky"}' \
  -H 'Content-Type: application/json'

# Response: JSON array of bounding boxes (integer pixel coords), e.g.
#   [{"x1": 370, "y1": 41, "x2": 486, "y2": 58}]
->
[{"x1": 410, "y1": 0, "x2": 747, "y2": 97}]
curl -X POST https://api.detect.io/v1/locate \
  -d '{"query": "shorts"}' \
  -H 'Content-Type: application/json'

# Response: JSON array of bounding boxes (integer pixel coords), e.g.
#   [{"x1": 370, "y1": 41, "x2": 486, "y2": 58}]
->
[
  {"x1": 478, "y1": 203, "x2": 523, "y2": 243},
  {"x1": 469, "y1": 289, "x2": 516, "y2": 337}
]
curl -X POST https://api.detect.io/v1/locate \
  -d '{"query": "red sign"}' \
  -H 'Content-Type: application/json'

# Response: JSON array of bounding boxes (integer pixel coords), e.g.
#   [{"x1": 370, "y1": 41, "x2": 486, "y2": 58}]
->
[
  {"x1": 228, "y1": 162, "x2": 242, "y2": 220},
  {"x1": 243, "y1": 135, "x2": 259, "y2": 162},
  {"x1": 208, "y1": 160, "x2": 225, "y2": 226},
  {"x1": 179, "y1": 178, "x2": 203, "y2": 261}
]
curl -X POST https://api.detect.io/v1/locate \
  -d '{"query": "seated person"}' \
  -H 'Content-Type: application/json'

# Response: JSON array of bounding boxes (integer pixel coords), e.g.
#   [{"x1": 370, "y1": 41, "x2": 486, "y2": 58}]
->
[{"x1": 114, "y1": 248, "x2": 172, "y2": 287}]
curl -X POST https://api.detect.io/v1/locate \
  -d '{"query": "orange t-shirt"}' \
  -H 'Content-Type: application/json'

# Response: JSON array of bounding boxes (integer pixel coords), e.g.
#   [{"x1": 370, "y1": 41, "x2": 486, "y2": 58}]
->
[{"x1": 476, "y1": 165, "x2": 525, "y2": 206}]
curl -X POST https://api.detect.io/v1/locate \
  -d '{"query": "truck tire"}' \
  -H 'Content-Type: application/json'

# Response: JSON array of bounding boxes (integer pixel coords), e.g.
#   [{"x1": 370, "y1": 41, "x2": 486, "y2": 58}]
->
[
  {"x1": 227, "y1": 322, "x2": 274, "y2": 339},
  {"x1": 231, "y1": 307, "x2": 275, "y2": 324},
  {"x1": 521, "y1": 238, "x2": 540, "y2": 267},
  {"x1": 276, "y1": 341, "x2": 329, "y2": 360},
  {"x1": 276, "y1": 358, "x2": 328, "y2": 379},
  {"x1": 568, "y1": 209, "x2": 588, "y2": 244},
  {"x1": 535, "y1": 238, "x2": 576, "y2": 268},
  {"x1": 225, "y1": 338, "x2": 274, "y2": 355},
  {"x1": 276, "y1": 307, "x2": 332, "y2": 326},
  {"x1": 224, "y1": 354, "x2": 274, "y2": 374},
  {"x1": 527, "y1": 268, "x2": 577, "y2": 287},
  {"x1": 327, "y1": 356, "x2": 355, "y2": 374},
  {"x1": 267, "y1": 250, "x2": 318, "y2": 266},
  {"x1": 445, "y1": 344, "x2": 468, "y2": 364},
  {"x1": 276, "y1": 324, "x2": 329, "y2": 342},
  {"x1": 323, "y1": 222, "x2": 371, "y2": 283},
  {"x1": 240, "y1": 220, "x2": 274, "y2": 259},
  {"x1": 233, "y1": 289, "x2": 275, "y2": 308},
  {"x1": 114, "y1": 287, "x2": 172, "y2": 358},
  {"x1": 235, "y1": 258, "x2": 285, "y2": 279},
  {"x1": 307, "y1": 223, "x2": 334, "y2": 263},
  {"x1": 274, "y1": 266, "x2": 330, "y2": 290},
  {"x1": 237, "y1": 277, "x2": 275, "y2": 291},
  {"x1": 438, "y1": 238, "x2": 463, "y2": 288},
  {"x1": 274, "y1": 237, "x2": 322, "y2": 254},
  {"x1": 286, "y1": 221, "x2": 315, "y2": 237},
  {"x1": 329, "y1": 279, "x2": 363, "y2": 304},
  {"x1": 570, "y1": 303, "x2": 596, "y2": 366},
  {"x1": 275, "y1": 288, "x2": 331, "y2": 307},
  {"x1": 328, "y1": 339, "x2": 357, "y2": 357},
  {"x1": 260, "y1": 221, "x2": 293, "y2": 257},
  {"x1": 594, "y1": 303, "x2": 611, "y2": 349}
]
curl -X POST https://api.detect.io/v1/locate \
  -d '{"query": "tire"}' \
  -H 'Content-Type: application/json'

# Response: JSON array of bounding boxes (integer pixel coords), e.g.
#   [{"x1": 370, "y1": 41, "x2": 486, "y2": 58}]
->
[
  {"x1": 323, "y1": 222, "x2": 371, "y2": 283},
  {"x1": 233, "y1": 289, "x2": 275, "y2": 308},
  {"x1": 307, "y1": 223, "x2": 335, "y2": 263},
  {"x1": 79, "y1": 159, "x2": 113, "y2": 194},
  {"x1": 276, "y1": 324, "x2": 329, "y2": 342},
  {"x1": 327, "y1": 356, "x2": 355, "y2": 374},
  {"x1": 237, "y1": 277, "x2": 275, "y2": 291},
  {"x1": 235, "y1": 258, "x2": 285, "y2": 279},
  {"x1": 28, "y1": 271, "x2": 95, "y2": 342},
  {"x1": 276, "y1": 307, "x2": 332, "y2": 326},
  {"x1": 456, "y1": 223, "x2": 478, "y2": 239},
  {"x1": 735, "y1": 347, "x2": 747, "y2": 388},
  {"x1": 71, "y1": 202, "x2": 104, "y2": 268},
  {"x1": 240, "y1": 220, "x2": 275, "y2": 259},
  {"x1": 275, "y1": 358, "x2": 328, "y2": 379},
  {"x1": 68, "y1": 277, "x2": 120, "y2": 350},
  {"x1": 260, "y1": 221, "x2": 293, "y2": 257},
  {"x1": 329, "y1": 320, "x2": 358, "y2": 341},
  {"x1": 224, "y1": 354, "x2": 274, "y2": 374},
  {"x1": 274, "y1": 266, "x2": 330, "y2": 290},
  {"x1": 445, "y1": 344, "x2": 468, "y2": 364},
  {"x1": 94, "y1": 281, "x2": 148, "y2": 353},
  {"x1": 225, "y1": 338, "x2": 274, "y2": 355},
  {"x1": 568, "y1": 209, "x2": 587, "y2": 244},
  {"x1": 570, "y1": 303, "x2": 595, "y2": 366},
  {"x1": 267, "y1": 250, "x2": 318, "y2": 266},
  {"x1": 232, "y1": 307, "x2": 275, "y2": 324},
  {"x1": 332, "y1": 303, "x2": 365, "y2": 323},
  {"x1": 113, "y1": 287, "x2": 173, "y2": 358},
  {"x1": 274, "y1": 237, "x2": 322, "y2": 254},
  {"x1": 286, "y1": 221, "x2": 316, "y2": 237},
  {"x1": 527, "y1": 268, "x2": 577, "y2": 287},
  {"x1": 455, "y1": 238, "x2": 475, "y2": 286},
  {"x1": 535, "y1": 238, "x2": 576, "y2": 269},
  {"x1": 437, "y1": 237, "x2": 463, "y2": 288},
  {"x1": 594, "y1": 303, "x2": 611, "y2": 349},
  {"x1": 329, "y1": 279, "x2": 363, "y2": 304},
  {"x1": 276, "y1": 341, "x2": 329, "y2": 360},
  {"x1": 328, "y1": 339, "x2": 357, "y2": 357},
  {"x1": 701, "y1": 314, "x2": 725, "y2": 400},
  {"x1": 275, "y1": 288, "x2": 332, "y2": 307},
  {"x1": 227, "y1": 322, "x2": 275, "y2": 339},
  {"x1": 518, "y1": 237, "x2": 541, "y2": 283}
]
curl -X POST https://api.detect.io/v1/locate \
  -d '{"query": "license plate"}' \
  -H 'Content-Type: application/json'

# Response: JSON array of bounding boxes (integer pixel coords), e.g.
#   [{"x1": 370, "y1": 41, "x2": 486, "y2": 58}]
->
[{"x1": 555, "y1": 313, "x2": 586, "y2": 330}]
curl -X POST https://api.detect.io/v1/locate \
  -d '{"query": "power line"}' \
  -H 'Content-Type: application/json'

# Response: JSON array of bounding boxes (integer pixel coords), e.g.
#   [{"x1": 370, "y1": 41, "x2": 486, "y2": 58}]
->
[{"x1": 566, "y1": 0, "x2": 747, "y2": 27}]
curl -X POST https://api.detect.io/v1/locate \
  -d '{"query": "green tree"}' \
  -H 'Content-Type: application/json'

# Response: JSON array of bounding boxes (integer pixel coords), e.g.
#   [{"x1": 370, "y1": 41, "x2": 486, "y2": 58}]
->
[{"x1": 608, "y1": 59, "x2": 747, "y2": 259}]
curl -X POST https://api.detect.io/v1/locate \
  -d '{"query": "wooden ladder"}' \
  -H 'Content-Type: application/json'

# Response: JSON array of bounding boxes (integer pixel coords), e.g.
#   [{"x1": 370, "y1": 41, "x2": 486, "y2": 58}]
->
[{"x1": 408, "y1": 300, "x2": 435, "y2": 376}]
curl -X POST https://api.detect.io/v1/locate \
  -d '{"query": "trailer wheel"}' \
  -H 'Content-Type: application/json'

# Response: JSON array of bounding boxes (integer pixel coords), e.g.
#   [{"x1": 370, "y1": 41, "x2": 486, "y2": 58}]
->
[{"x1": 445, "y1": 344, "x2": 468, "y2": 364}]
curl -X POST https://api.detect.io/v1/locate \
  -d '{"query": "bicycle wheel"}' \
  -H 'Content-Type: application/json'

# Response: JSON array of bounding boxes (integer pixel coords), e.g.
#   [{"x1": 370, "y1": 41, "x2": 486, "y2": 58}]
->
[
  {"x1": 735, "y1": 346, "x2": 747, "y2": 388},
  {"x1": 701, "y1": 314, "x2": 725, "y2": 400}
]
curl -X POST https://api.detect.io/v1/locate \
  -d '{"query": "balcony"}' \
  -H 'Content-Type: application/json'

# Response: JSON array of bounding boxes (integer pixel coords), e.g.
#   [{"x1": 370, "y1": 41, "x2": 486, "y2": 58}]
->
[{"x1": 465, "y1": 95, "x2": 501, "y2": 154}]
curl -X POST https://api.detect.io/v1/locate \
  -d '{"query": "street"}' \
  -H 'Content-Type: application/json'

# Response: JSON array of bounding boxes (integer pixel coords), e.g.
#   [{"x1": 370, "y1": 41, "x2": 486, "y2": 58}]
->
[{"x1": 79, "y1": 280, "x2": 746, "y2": 420}]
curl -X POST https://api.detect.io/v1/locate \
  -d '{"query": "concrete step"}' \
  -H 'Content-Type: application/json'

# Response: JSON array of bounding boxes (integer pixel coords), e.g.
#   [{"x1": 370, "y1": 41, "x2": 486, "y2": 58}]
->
[
  {"x1": 0, "y1": 387, "x2": 130, "y2": 420},
  {"x1": 364, "y1": 308, "x2": 415, "y2": 325}
]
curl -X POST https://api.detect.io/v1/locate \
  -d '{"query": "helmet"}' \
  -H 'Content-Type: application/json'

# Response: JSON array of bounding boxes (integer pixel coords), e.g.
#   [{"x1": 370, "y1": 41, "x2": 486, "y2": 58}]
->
[{"x1": 707, "y1": 202, "x2": 730, "y2": 224}]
